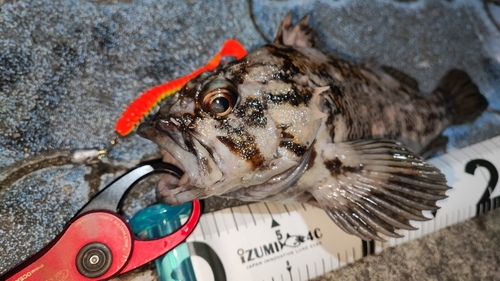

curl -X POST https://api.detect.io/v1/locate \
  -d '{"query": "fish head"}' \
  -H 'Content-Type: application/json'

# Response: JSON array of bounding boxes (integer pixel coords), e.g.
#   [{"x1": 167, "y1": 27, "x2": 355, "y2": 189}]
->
[{"x1": 138, "y1": 46, "x2": 328, "y2": 205}]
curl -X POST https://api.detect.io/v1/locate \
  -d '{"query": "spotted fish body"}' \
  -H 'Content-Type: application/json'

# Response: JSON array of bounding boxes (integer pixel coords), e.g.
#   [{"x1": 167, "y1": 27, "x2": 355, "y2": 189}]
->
[{"x1": 138, "y1": 15, "x2": 488, "y2": 241}]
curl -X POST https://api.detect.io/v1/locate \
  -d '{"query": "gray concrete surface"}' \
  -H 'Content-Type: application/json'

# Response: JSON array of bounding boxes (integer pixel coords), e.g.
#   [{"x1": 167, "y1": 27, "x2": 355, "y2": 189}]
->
[{"x1": 1, "y1": 0, "x2": 500, "y2": 280}]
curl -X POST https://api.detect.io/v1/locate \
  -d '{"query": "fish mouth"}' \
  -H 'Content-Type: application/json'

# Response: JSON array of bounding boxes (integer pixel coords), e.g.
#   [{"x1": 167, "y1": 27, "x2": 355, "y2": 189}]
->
[
  {"x1": 157, "y1": 149, "x2": 203, "y2": 205},
  {"x1": 137, "y1": 120, "x2": 214, "y2": 205}
]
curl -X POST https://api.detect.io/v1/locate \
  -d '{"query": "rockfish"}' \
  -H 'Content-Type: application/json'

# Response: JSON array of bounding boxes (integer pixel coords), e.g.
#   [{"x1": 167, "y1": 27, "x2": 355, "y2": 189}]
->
[{"x1": 138, "y1": 15, "x2": 488, "y2": 241}]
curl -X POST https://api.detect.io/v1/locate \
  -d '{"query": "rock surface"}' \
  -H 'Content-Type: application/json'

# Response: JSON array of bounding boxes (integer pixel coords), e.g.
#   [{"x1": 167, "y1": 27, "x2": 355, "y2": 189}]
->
[{"x1": 1, "y1": 0, "x2": 499, "y2": 280}]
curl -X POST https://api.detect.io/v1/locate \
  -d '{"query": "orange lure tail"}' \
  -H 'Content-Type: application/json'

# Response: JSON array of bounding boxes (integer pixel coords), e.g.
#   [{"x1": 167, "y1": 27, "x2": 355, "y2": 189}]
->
[{"x1": 115, "y1": 39, "x2": 247, "y2": 136}]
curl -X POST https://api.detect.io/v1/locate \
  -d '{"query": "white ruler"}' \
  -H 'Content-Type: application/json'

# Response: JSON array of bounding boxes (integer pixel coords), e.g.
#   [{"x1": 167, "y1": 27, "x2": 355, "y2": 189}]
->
[{"x1": 180, "y1": 136, "x2": 500, "y2": 281}]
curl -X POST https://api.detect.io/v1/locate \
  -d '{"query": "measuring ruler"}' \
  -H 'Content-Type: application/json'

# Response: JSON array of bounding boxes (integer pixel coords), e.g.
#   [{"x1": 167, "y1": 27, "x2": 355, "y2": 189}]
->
[{"x1": 174, "y1": 136, "x2": 500, "y2": 281}]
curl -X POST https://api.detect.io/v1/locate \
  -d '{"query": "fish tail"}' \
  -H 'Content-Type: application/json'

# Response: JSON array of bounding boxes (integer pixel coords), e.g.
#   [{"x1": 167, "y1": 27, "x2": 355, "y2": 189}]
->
[{"x1": 434, "y1": 69, "x2": 488, "y2": 125}]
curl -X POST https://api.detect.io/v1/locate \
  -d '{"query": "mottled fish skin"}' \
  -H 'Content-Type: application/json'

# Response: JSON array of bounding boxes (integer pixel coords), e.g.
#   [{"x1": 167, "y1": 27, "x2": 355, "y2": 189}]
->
[
  {"x1": 220, "y1": 43, "x2": 450, "y2": 153},
  {"x1": 138, "y1": 15, "x2": 487, "y2": 240}
]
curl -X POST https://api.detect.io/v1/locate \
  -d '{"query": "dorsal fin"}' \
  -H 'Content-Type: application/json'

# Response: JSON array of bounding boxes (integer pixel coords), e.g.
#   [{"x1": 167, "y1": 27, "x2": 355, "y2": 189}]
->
[
  {"x1": 273, "y1": 14, "x2": 314, "y2": 48},
  {"x1": 381, "y1": 65, "x2": 420, "y2": 92}
]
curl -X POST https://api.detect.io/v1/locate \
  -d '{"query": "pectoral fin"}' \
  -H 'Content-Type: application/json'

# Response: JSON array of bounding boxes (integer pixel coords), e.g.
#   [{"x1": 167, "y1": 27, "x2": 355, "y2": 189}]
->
[{"x1": 309, "y1": 139, "x2": 450, "y2": 241}]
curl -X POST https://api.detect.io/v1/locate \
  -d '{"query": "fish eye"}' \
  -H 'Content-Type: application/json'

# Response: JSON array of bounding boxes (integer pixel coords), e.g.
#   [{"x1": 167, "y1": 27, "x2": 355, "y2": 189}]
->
[{"x1": 200, "y1": 79, "x2": 238, "y2": 118}]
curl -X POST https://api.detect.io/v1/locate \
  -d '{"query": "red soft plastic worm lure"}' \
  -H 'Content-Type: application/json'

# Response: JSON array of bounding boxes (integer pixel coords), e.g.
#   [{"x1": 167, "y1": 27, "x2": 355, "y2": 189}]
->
[{"x1": 115, "y1": 39, "x2": 247, "y2": 136}]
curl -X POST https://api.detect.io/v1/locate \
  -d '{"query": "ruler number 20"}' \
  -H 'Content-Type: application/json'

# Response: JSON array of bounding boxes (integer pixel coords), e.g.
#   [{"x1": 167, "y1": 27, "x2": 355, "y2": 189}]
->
[{"x1": 465, "y1": 159, "x2": 499, "y2": 215}]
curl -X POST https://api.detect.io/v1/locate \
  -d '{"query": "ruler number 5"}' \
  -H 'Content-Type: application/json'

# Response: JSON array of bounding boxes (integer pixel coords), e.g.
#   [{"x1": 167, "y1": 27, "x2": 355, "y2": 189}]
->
[{"x1": 465, "y1": 159, "x2": 499, "y2": 215}]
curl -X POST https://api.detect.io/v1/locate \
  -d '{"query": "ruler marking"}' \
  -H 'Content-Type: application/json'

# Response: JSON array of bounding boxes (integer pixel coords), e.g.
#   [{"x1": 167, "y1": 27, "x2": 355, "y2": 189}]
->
[
  {"x1": 433, "y1": 155, "x2": 451, "y2": 170},
  {"x1": 274, "y1": 203, "x2": 288, "y2": 217},
  {"x1": 220, "y1": 210, "x2": 230, "y2": 234},
  {"x1": 271, "y1": 202, "x2": 284, "y2": 218},
  {"x1": 444, "y1": 152, "x2": 460, "y2": 166},
  {"x1": 491, "y1": 137, "x2": 500, "y2": 150},
  {"x1": 219, "y1": 208, "x2": 236, "y2": 233},
  {"x1": 433, "y1": 212, "x2": 437, "y2": 232},
  {"x1": 447, "y1": 152, "x2": 464, "y2": 166},
  {"x1": 283, "y1": 204, "x2": 291, "y2": 215},
  {"x1": 212, "y1": 213, "x2": 220, "y2": 237},
  {"x1": 247, "y1": 204, "x2": 257, "y2": 226},
  {"x1": 203, "y1": 216, "x2": 213, "y2": 239},
  {"x1": 231, "y1": 205, "x2": 249, "y2": 229},
  {"x1": 461, "y1": 146, "x2": 475, "y2": 159},
  {"x1": 249, "y1": 203, "x2": 264, "y2": 224},
  {"x1": 230, "y1": 207, "x2": 239, "y2": 231},
  {"x1": 294, "y1": 203, "x2": 301, "y2": 212},
  {"x1": 322, "y1": 258, "x2": 325, "y2": 275},
  {"x1": 298, "y1": 267, "x2": 302, "y2": 281},
  {"x1": 280, "y1": 274, "x2": 284, "y2": 281},
  {"x1": 314, "y1": 261, "x2": 318, "y2": 277},
  {"x1": 476, "y1": 137, "x2": 491, "y2": 151},
  {"x1": 469, "y1": 145, "x2": 484, "y2": 158},
  {"x1": 259, "y1": 203, "x2": 271, "y2": 224},
  {"x1": 190, "y1": 221, "x2": 202, "y2": 241},
  {"x1": 263, "y1": 203, "x2": 274, "y2": 219},
  {"x1": 430, "y1": 156, "x2": 453, "y2": 171},
  {"x1": 484, "y1": 140, "x2": 499, "y2": 152},
  {"x1": 199, "y1": 220, "x2": 207, "y2": 240},
  {"x1": 306, "y1": 264, "x2": 310, "y2": 280},
  {"x1": 459, "y1": 147, "x2": 471, "y2": 159},
  {"x1": 239, "y1": 206, "x2": 249, "y2": 228},
  {"x1": 441, "y1": 214, "x2": 445, "y2": 231},
  {"x1": 301, "y1": 203, "x2": 307, "y2": 211},
  {"x1": 479, "y1": 140, "x2": 492, "y2": 152},
  {"x1": 256, "y1": 202, "x2": 266, "y2": 217}
]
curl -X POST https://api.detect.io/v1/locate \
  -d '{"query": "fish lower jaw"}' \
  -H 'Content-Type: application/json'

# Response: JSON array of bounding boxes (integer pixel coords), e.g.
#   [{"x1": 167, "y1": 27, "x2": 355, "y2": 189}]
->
[
  {"x1": 157, "y1": 175, "x2": 203, "y2": 205},
  {"x1": 161, "y1": 149, "x2": 185, "y2": 172},
  {"x1": 158, "y1": 149, "x2": 201, "y2": 205}
]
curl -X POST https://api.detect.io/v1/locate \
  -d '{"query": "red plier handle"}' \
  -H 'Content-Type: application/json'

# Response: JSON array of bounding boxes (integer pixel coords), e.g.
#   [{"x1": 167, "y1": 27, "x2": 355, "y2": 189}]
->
[{"x1": 1, "y1": 160, "x2": 201, "y2": 281}]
